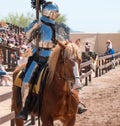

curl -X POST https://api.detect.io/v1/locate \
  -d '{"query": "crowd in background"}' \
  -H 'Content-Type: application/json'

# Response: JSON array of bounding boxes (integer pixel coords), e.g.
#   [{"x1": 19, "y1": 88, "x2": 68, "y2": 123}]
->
[
  {"x1": 0, "y1": 23, "x2": 30, "y2": 86},
  {"x1": 0, "y1": 23, "x2": 26, "y2": 48}
]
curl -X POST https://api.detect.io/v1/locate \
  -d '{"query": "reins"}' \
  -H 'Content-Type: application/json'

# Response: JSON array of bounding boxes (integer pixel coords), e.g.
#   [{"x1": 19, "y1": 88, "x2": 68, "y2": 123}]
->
[
  {"x1": 56, "y1": 72, "x2": 80, "y2": 81},
  {"x1": 56, "y1": 45, "x2": 80, "y2": 82}
]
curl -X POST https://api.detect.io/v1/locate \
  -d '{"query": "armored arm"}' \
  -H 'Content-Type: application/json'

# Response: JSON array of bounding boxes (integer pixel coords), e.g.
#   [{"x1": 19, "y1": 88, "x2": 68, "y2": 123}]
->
[{"x1": 25, "y1": 21, "x2": 42, "y2": 44}]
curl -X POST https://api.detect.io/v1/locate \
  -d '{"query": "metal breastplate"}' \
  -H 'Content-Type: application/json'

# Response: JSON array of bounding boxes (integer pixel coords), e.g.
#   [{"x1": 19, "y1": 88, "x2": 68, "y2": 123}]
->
[{"x1": 39, "y1": 23, "x2": 54, "y2": 57}]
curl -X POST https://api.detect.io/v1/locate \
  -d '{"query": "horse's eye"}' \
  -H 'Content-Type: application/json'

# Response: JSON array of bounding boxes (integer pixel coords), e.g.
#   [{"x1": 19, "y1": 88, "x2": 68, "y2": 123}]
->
[
  {"x1": 64, "y1": 59, "x2": 69, "y2": 63},
  {"x1": 60, "y1": 59, "x2": 64, "y2": 64},
  {"x1": 64, "y1": 60, "x2": 68, "y2": 63}
]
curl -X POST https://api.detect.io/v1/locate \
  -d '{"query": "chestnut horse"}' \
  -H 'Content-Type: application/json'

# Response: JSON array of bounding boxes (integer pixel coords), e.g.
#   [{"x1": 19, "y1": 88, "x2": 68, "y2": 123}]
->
[{"x1": 12, "y1": 42, "x2": 81, "y2": 126}]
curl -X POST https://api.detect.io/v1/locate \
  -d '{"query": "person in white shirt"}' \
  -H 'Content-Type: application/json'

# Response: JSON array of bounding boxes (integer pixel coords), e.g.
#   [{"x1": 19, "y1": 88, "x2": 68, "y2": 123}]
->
[{"x1": 0, "y1": 56, "x2": 12, "y2": 86}]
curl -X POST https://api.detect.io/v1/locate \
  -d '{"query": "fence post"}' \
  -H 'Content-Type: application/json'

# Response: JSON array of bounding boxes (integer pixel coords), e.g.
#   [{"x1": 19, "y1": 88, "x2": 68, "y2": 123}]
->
[{"x1": 85, "y1": 77, "x2": 88, "y2": 86}]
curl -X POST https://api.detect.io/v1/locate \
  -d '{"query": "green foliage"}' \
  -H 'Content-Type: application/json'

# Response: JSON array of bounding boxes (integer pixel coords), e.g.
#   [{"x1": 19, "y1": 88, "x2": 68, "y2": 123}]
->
[
  {"x1": 1, "y1": 12, "x2": 35, "y2": 28},
  {"x1": 0, "y1": 13, "x2": 67, "y2": 28},
  {"x1": 56, "y1": 14, "x2": 67, "y2": 23}
]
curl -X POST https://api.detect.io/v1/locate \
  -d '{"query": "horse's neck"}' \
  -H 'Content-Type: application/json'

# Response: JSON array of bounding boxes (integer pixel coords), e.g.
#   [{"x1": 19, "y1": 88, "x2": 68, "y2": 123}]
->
[{"x1": 53, "y1": 74, "x2": 70, "y2": 90}]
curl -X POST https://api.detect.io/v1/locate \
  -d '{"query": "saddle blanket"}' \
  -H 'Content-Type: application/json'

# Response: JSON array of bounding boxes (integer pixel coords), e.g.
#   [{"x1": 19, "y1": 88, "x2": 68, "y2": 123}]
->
[{"x1": 14, "y1": 67, "x2": 48, "y2": 94}]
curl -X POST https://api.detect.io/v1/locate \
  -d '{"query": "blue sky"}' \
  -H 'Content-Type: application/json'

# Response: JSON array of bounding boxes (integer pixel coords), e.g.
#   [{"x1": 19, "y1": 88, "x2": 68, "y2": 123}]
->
[{"x1": 0, "y1": 0, "x2": 120, "y2": 33}]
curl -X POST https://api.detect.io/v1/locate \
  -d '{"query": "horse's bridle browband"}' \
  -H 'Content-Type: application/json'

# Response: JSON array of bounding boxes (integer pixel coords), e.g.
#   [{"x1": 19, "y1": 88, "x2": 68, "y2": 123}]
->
[
  {"x1": 56, "y1": 44, "x2": 80, "y2": 82},
  {"x1": 56, "y1": 53, "x2": 80, "y2": 81}
]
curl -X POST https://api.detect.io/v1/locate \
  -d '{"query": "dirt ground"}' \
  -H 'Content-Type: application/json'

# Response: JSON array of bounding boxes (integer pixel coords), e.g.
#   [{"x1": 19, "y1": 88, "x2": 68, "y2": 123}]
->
[
  {"x1": 75, "y1": 65, "x2": 120, "y2": 126},
  {"x1": 0, "y1": 66, "x2": 120, "y2": 126}
]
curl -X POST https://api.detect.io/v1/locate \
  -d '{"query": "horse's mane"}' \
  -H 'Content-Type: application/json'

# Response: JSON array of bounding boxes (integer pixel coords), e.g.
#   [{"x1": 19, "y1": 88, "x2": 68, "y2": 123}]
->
[
  {"x1": 47, "y1": 44, "x2": 61, "y2": 85},
  {"x1": 63, "y1": 43, "x2": 81, "y2": 59},
  {"x1": 47, "y1": 43, "x2": 81, "y2": 85}
]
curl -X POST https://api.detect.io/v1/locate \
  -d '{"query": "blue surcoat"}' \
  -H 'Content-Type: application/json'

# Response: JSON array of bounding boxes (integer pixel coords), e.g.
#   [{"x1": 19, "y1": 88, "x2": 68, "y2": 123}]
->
[{"x1": 22, "y1": 16, "x2": 56, "y2": 83}]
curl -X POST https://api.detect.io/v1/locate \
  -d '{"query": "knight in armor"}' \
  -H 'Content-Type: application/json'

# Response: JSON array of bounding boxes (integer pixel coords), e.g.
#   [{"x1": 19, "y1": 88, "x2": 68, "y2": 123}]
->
[
  {"x1": 17, "y1": 0, "x2": 87, "y2": 120},
  {"x1": 17, "y1": 1, "x2": 62, "y2": 120}
]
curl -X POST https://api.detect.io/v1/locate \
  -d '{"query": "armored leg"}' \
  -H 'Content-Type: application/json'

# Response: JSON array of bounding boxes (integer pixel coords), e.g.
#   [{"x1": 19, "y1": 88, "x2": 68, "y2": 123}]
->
[
  {"x1": 77, "y1": 90, "x2": 87, "y2": 114},
  {"x1": 17, "y1": 84, "x2": 30, "y2": 120},
  {"x1": 17, "y1": 60, "x2": 38, "y2": 120}
]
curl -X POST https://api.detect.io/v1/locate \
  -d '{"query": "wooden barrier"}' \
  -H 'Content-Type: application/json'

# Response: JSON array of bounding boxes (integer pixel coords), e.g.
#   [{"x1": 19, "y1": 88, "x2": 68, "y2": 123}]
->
[
  {"x1": 0, "y1": 90, "x2": 36, "y2": 126},
  {"x1": 95, "y1": 52, "x2": 120, "y2": 77},
  {"x1": 80, "y1": 60, "x2": 92, "y2": 86},
  {"x1": 113, "y1": 52, "x2": 120, "y2": 65},
  {"x1": 0, "y1": 44, "x2": 19, "y2": 71},
  {"x1": 80, "y1": 52, "x2": 120, "y2": 80},
  {"x1": 0, "y1": 92, "x2": 15, "y2": 126}
]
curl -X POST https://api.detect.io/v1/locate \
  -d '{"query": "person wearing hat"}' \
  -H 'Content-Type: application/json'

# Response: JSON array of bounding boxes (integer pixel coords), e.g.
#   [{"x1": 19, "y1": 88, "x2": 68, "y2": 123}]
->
[
  {"x1": 106, "y1": 40, "x2": 112, "y2": 49},
  {"x1": 0, "y1": 56, "x2": 11, "y2": 86},
  {"x1": 105, "y1": 40, "x2": 114, "y2": 55},
  {"x1": 85, "y1": 42, "x2": 90, "y2": 52}
]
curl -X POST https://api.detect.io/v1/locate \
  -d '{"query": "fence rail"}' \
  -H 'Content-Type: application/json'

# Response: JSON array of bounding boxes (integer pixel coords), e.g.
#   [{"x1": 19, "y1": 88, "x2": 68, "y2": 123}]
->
[
  {"x1": 95, "y1": 52, "x2": 120, "y2": 77},
  {"x1": 0, "y1": 91, "x2": 15, "y2": 125},
  {"x1": 0, "y1": 44, "x2": 19, "y2": 71},
  {"x1": 80, "y1": 60, "x2": 92, "y2": 86}
]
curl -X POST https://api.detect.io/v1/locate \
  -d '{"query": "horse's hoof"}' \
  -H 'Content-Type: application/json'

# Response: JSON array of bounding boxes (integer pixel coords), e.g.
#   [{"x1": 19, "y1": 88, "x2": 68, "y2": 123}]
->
[{"x1": 16, "y1": 110, "x2": 28, "y2": 120}]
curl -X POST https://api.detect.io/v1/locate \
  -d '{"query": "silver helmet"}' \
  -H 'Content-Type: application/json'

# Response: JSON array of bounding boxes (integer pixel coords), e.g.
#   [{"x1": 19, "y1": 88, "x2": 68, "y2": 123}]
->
[{"x1": 42, "y1": 2, "x2": 59, "y2": 20}]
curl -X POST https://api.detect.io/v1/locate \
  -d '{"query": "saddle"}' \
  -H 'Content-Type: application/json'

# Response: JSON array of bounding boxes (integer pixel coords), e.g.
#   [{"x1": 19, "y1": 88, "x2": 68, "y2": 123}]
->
[{"x1": 14, "y1": 65, "x2": 49, "y2": 114}]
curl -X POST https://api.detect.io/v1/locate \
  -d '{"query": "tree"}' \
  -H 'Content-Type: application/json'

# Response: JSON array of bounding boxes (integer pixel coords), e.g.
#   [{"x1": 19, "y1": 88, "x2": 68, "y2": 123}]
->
[
  {"x1": 56, "y1": 14, "x2": 67, "y2": 23},
  {"x1": 1, "y1": 12, "x2": 35, "y2": 28},
  {"x1": 0, "y1": 13, "x2": 67, "y2": 28}
]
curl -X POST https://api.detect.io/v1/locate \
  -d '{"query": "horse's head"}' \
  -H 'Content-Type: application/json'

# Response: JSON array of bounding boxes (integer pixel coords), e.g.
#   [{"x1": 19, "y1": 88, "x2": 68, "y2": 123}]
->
[{"x1": 48, "y1": 42, "x2": 82, "y2": 89}]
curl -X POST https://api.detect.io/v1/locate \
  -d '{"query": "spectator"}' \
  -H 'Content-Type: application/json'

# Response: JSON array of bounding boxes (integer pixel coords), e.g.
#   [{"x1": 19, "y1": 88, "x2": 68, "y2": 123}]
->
[
  {"x1": 85, "y1": 42, "x2": 90, "y2": 52},
  {"x1": 18, "y1": 45, "x2": 31, "y2": 66},
  {"x1": 0, "y1": 56, "x2": 11, "y2": 86},
  {"x1": 13, "y1": 46, "x2": 32, "y2": 74},
  {"x1": 107, "y1": 40, "x2": 112, "y2": 49},
  {"x1": 0, "y1": 33, "x2": 3, "y2": 43},
  {"x1": 75, "y1": 38, "x2": 81, "y2": 47},
  {"x1": 105, "y1": 40, "x2": 115, "y2": 55}
]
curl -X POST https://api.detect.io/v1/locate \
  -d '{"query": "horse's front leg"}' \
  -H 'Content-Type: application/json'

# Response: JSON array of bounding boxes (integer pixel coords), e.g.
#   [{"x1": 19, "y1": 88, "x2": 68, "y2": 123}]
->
[
  {"x1": 63, "y1": 115, "x2": 76, "y2": 126},
  {"x1": 41, "y1": 114, "x2": 54, "y2": 126},
  {"x1": 12, "y1": 86, "x2": 24, "y2": 126},
  {"x1": 30, "y1": 114, "x2": 35, "y2": 125}
]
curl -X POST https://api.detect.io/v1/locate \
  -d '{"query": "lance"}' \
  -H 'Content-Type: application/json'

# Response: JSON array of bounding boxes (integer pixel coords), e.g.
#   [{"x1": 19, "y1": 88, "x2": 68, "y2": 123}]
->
[{"x1": 36, "y1": 0, "x2": 40, "y2": 56}]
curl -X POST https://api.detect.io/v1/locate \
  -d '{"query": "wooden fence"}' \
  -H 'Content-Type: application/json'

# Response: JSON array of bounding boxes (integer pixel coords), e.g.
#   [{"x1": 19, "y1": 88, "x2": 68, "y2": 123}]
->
[
  {"x1": 80, "y1": 60, "x2": 92, "y2": 86},
  {"x1": 95, "y1": 52, "x2": 120, "y2": 77},
  {"x1": 0, "y1": 91, "x2": 36, "y2": 126},
  {"x1": 0, "y1": 44, "x2": 19, "y2": 71},
  {"x1": 0, "y1": 91, "x2": 15, "y2": 126}
]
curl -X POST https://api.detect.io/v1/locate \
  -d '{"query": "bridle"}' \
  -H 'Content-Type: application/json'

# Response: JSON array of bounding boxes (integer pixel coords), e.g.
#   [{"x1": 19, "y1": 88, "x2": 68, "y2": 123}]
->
[
  {"x1": 56, "y1": 71, "x2": 80, "y2": 81},
  {"x1": 56, "y1": 49, "x2": 80, "y2": 82}
]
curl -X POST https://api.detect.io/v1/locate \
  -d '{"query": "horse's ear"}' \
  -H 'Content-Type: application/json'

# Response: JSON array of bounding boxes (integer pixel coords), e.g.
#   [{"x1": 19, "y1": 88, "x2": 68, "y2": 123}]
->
[
  {"x1": 79, "y1": 57, "x2": 82, "y2": 63},
  {"x1": 57, "y1": 39, "x2": 67, "y2": 49}
]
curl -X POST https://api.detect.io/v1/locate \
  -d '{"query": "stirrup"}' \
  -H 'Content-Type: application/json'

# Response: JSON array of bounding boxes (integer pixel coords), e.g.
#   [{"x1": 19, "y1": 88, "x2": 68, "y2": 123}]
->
[{"x1": 16, "y1": 109, "x2": 28, "y2": 120}]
